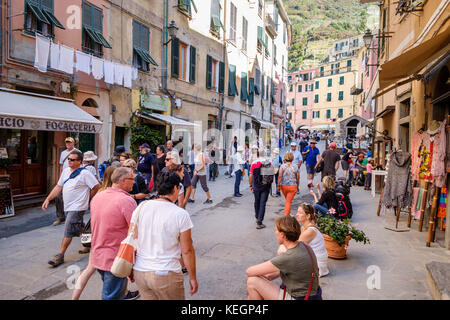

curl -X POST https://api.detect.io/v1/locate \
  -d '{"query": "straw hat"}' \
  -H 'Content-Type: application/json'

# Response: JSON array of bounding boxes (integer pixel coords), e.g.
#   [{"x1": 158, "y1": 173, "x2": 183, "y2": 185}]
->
[{"x1": 83, "y1": 151, "x2": 97, "y2": 161}]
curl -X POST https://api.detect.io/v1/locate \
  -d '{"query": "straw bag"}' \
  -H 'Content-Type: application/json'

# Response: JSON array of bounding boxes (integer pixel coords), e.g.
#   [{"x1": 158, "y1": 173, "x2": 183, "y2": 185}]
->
[{"x1": 110, "y1": 203, "x2": 144, "y2": 278}]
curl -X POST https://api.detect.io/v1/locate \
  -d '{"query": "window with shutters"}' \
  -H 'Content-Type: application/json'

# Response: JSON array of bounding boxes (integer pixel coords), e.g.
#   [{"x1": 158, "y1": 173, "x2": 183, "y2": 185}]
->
[
  {"x1": 133, "y1": 20, "x2": 158, "y2": 72},
  {"x1": 338, "y1": 108, "x2": 343, "y2": 118},
  {"x1": 82, "y1": 1, "x2": 111, "y2": 57},
  {"x1": 302, "y1": 111, "x2": 307, "y2": 119},
  {"x1": 264, "y1": 34, "x2": 270, "y2": 57},
  {"x1": 328, "y1": 78, "x2": 332, "y2": 87},
  {"x1": 210, "y1": 0, "x2": 223, "y2": 37},
  {"x1": 298, "y1": 85, "x2": 302, "y2": 93},
  {"x1": 254, "y1": 68, "x2": 261, "y2": 95},
  {"x1": 229, "y1": 3, "x2": 237, "y2": 43},
  {"x1": 338, "y1": 91, "x2": 344, "y2": 101},
  {"x1": 206, "y1": 55, "x2": 220, "y2": 91},
  {"x1": 289, "y1": 85, "x2": 293, "y2": 92},
  {"x1": 339, "y1": 76, "x2": 344, "y2": 85},
  {"x1": 24, "y1": 0, "x2": 65, "y2": 37},
  {"x1": 273, "y1": 44, "x2": 277, "y2": 65},
  {"x1": 326, "y1": 110, "x2": 331, "y2": 119},
  {"x1": 228, "y1": 64, "x2": 238, "y2": 96},
  {"x1": 179, "y1": 42, "x2": 188, "y2": 81},
  {"x1": 302, "y1": 97, "x2": 308, "y2": 106},
  {"x1": 171, "y1": 39, "x2": 196, "y2": 82},
  {"x1": 257, "y1": 26, "x2": 265, "y2": 52},
  {"x1": 241, "y1": 72, "x2": 248, "y2": 102},
  {"x1": 242, "y1": 17, "x2": 248, "y2": 52},
  {"x1": 178, "y1": 0, "x2": 197, "y2": 17},
  {"x1": 315, "y1": 81, "x2": 319, "y2": 90},
  {"x1": 248, "y1": 77, "x2": 255, "y2": 106},
  {"x1": 327, "y1": 93, "x2": 332, "y2": 101},
  {"x1": 291, "y1": 98, "x2": 295, "y2": 106},
  {"x1": 314, "y1": 94, "x2": 318, "y2": 103}
]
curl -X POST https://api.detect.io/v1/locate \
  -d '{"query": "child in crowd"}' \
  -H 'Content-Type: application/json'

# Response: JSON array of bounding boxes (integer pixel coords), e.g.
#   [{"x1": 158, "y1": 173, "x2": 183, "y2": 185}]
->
[{"x1": 364, "y1": 159, "x2": 374, "y2": 190}]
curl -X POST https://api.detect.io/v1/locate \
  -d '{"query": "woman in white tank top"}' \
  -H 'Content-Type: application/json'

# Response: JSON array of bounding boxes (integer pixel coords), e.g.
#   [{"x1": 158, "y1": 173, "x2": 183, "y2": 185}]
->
[{"x1": 278, "y1": 203, "x2": 329, "y2": 277}]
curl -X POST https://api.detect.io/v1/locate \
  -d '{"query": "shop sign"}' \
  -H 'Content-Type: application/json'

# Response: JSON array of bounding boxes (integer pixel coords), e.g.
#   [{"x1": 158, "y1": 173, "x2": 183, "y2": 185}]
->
[
  {"x1": 141, "y1": 94, "x2": 170, "y2": 112},
  {"x1": 0, "y1": 116, "x2": 102, "y2": 133}
]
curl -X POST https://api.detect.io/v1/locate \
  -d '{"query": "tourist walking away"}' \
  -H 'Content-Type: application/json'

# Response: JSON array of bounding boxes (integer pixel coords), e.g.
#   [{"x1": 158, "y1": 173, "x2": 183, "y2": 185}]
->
[
  {"x1": 83, "y1": 151, "x2": 98, "y2": 181},
  {"x1": 42, "y1": 150, "x2": 100, "y2": 267},
  {"x1": 233, "y1": 145, "x2": 245, "y2": 197},
  {"x1": 249, "y1": 149, "x2": 272, "y2": 229},
  {"x1": 123, "y1": 159, "x2": 150, "y2": 204},
  {"x1": 228, "y1": 136, "x2": 238, "y2": 178},
  {"x1": 132, "y1": 171, "x2": 198, "y2": 300},
  {"x1": 271, "y1": 149, "x2": 282, "y2": 197},
  {"x1": 364, "y1": 159, "x2": 374, "y2": 190},
  {"x1": 90, "y1": 167, "x2": 139, "y2": 300},
  {"x1": 302, "y1": 139, "x2": 321, "y2": 189},
  {"x1": 298, "y1": 137, "x2": 308, "y2": 164},
  {"x1": 138, "y1": 143, "x2": 154, "y2": 186},
  {"x1": 163, "y1": 151, "x2": 192, "y2": 209},
  {"x1": 99, "y1": 166, "x2": 117, "y2": 192},
  {"x1": 209, "y1": 143, "x2": 218, "y2": 181},
  {"x1": 278, "y1": 203, "x2": 329, "y2": 277},
  {"x1": 278, "y1": 152, "x2": 300, "y2": 216},
  {"x1": 317, "y1": 142, "x2": 341, "y2": 180},
  {"x1": 189, "y1": 145, "x2": 213, "y2": 204},
  {"x1": 152, "y1": 145, "x2": 166, "y2": 183},
  {"x1": 54, "y1": 137, "x2": 80, "y2": 226},
  {"x1": 310, "y1": 176, "x2": 338, "y2": 217},
  {"x1": 187, "y1": 144, "x2": 195, "y2": 179},
  {"x1": 246, "y1": 216, "x2": 321, "y2": 300}
]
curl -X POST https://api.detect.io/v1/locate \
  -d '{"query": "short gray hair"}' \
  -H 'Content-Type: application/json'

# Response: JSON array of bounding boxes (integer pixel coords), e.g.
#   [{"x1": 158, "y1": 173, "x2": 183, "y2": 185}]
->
[
  {"x1": 167, "y1": 151, "x2": 181, "y2": 165},
  {"x1": 123, "y1": 159, "x2": 137, "y2": 169},
  {"x1": 111, "y1": 167, "x2": 132, "y2": 184}
]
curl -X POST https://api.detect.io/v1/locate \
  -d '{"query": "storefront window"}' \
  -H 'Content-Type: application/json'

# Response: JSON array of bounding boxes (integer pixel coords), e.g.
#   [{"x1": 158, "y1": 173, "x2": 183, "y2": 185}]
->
[
  {"x1": 0, "y1": 129, "x2": 21, "y2": 165},
  {"x1": 27, "y1": 131, "x2": 44, "y2": 164}
]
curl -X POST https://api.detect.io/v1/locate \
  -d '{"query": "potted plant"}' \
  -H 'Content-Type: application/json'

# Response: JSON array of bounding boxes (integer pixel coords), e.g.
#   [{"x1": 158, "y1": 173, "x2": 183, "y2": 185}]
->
[
  {"x1": 317, "y1": 212, "x2": 370, "y2": 259},
  {"x1": 0, "y1": 158, "x2": 12, "y2": 175}
]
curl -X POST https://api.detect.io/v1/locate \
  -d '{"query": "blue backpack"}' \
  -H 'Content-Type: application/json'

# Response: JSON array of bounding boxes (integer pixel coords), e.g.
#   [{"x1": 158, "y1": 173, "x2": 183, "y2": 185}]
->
[{"x1": 98, "y1": 161, "x2": 110, "y2": 180}]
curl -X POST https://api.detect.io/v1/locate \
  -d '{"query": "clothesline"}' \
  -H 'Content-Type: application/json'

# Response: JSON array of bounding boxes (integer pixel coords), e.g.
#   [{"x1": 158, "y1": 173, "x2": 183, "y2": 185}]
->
[{"x1": 34, "y1": 34, "x2": 138, "y2": 89}]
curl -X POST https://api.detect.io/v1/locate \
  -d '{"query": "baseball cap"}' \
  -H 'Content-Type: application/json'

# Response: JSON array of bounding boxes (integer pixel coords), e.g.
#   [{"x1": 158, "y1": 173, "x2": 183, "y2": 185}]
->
[
  {"x1": 310, "y1": 139, "x2": 317, "y2": 144},
  {"x1": 140, "y1": 143, "x2": 150, "y2": 149},
  {"x1": 114, "y1": 145, "x2": 126, "y2": 156},
  {"x1": 329, "y1": 142, "x2": 337, "y2": 148},
  {"x1": 290, "y1": 142, "x2": 297, "y2": 146},
  {"x1": 65, "y1": 137, "x2": 74, "y2": 143}
]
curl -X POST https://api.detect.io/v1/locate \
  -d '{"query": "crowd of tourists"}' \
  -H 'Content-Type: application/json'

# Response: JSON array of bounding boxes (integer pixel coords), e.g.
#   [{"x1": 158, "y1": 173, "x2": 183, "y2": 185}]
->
[{"x1": 41, "y1": 132, "x2": 372, "y2": 301}]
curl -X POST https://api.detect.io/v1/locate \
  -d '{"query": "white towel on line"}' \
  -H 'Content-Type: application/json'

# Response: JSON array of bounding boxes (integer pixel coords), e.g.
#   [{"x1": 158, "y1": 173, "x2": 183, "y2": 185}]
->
[
  {"x1": 75, "y1": 51, "x2": 91, "y2": 75},
  {"x1": 114, "y1": 63, "x2": 125, "y2": 85},
  {"x1": 49, "y1": 41, "x2": 60, "y2": 70},
  {"x1": 91, "y1": 57, "x2": 104, "y2": 80},
  {"x1": 58, "y1": 45, "x2": 74, "y2": 74},
  {"x1": 123, "y1": 65, "x2": 133, "y2": 88},
  {"x1": 34, "y1": 35, "x2": 50, "y2": 73},
  {"x1": 103, "y1": 60, "x2": 115, "y2": 84}
]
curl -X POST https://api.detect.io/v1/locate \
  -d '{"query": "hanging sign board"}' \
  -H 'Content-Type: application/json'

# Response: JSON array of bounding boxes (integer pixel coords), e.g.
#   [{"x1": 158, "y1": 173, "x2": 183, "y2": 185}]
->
[{"x1": 0, "y1": 175, "x2": 14, "y2": 219}]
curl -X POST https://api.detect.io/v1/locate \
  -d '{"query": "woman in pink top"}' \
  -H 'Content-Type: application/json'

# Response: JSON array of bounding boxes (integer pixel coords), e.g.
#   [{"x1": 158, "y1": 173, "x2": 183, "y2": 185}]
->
[{"x1": 364, "y1": 159, "x2": 374, "y2": 190}]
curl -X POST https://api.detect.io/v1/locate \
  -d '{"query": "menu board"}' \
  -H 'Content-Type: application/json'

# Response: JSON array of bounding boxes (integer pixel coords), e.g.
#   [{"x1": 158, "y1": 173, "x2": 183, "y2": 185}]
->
[{"x1": 0, "y1": 175, "x2": 14, "y2": 218}]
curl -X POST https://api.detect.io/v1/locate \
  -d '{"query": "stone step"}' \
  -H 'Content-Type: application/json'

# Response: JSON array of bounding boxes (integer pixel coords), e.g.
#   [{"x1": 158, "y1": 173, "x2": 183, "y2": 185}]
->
[{"x1": 426, "y1": 261, "x2": 450, "y2": 300}]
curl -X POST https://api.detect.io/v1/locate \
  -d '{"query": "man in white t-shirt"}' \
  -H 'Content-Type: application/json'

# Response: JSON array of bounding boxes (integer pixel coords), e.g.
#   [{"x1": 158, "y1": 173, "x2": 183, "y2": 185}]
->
[
  {"x1": 42, "y1": 150, "x2": 100, "y2": 267},
  {"x1": 54, "y1": 137, "x2": 80, "y2": 226}
]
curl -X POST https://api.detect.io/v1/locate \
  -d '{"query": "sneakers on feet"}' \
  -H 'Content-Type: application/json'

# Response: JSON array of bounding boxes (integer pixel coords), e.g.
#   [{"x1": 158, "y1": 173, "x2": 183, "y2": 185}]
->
[
  {"x1": 188, "y1": 199, "x2": 195, "y2": 203},
  {"x1": 234, "y1": 194, "x2": 242, "y2": 197},
  {"x1": 52, "y1": 218, "x2": 65, "y2": 226},
  {"x1": 48, "y1": 254, "x2": 64, "y2": 267},
  {"x1": 124, "y1": 291, "x2": 140, "y2": 300},
  {"x1": 204, "y1": 199, "x2": 213, "y2": 204},
  {"x1": 256, "y1": 224, "x2": 266, "y2": 230}
]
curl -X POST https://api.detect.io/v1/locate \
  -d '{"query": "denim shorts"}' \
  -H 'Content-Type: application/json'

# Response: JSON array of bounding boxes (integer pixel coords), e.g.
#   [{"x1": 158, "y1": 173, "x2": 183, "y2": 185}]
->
[
  {"x1": 97, "y1": 270, "x2": 128, "y2": 300},
  {"x1": 63, "y1": 211, "x2": 86, "y2": 238},
  {"x1": 306, "y1": 164, "x2": 316, "y2": 175}
]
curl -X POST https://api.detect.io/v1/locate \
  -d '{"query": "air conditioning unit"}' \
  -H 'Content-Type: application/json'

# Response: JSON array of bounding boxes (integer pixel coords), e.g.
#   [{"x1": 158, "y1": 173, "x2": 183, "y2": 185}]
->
[
  {"x1": 60, "y1": 82, "x2": 71, "y2": 94},
  {"x1": 175, "y1": 98, "x2": 182, "y2": 109}
]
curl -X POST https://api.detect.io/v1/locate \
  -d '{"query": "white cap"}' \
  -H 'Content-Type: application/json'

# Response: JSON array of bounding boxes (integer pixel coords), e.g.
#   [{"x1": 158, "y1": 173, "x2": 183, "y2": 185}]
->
[{"x1": 290, "y1": 142, "x2": 297, "y2": 146}]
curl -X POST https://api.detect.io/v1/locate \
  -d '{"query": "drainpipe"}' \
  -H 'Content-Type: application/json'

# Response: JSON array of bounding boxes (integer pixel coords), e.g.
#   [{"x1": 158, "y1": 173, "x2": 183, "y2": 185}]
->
[{"x1": 219, "y1": 0, "x2": 227, "y2": 134}]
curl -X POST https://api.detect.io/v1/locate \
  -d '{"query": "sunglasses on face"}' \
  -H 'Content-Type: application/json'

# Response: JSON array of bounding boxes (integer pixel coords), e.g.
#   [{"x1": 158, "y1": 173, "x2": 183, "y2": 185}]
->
[
  {"x1": 68, "y1": 158, "x2": 79, "y2": 162},
  {"x1": 165, "y1": 158, "x2": 172, "y2": 161}
]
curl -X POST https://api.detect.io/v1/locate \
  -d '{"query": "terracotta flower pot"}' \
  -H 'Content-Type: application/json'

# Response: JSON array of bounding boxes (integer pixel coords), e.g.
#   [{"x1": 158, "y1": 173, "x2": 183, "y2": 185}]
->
[{"x1": 322, "y1": 234, "x2": 351, "y2": 259}]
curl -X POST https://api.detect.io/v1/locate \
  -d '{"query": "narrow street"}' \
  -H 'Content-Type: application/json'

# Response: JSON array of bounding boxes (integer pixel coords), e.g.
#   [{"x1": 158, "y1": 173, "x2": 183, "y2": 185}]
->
[{"x1": 1, "y1": 140, "x2": 449, "y2": 300}]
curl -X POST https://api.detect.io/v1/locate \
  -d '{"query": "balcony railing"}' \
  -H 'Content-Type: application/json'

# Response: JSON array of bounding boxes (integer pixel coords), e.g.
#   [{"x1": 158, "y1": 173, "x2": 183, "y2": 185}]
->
[
  {"x1": 350, "y1": 85, "x2": 363, "y2": 96},
  {"x1": 265, "y1": 14, "x2": 277, "y2": 38}
]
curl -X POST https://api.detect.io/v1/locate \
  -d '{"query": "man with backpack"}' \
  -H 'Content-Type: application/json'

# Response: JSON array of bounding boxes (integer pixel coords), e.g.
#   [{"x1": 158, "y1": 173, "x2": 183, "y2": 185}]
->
[
  {"x1": 98, "y1": 145, "x2": 124, "y2": 180},
  {"x1": 249, "y1": 147, "x2": 274, "y2": 229},
  {"x1": 42, "y1": 150, "x2": 100, "y2": 267}
]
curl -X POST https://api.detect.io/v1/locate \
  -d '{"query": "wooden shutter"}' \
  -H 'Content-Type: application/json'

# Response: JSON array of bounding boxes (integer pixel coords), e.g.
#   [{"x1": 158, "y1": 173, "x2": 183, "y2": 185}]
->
[
  {"x1": 206, "y1": 55, "x2": 212, "y2": 89},
  {"x1": 254, "y1": 68, "x2": 260, "y2": 95},
  {"x1": 241, "y1": 72, "x2": 248, "y2": 101},
  {"x1": 218, "y1": 61, "x2": 225, "y2": 93},
  {"x1": 248, "y1": 77, "x2": 254, "y2": 106},
  {"x1": 189, "y1": 46, "x2": 196, "y2": 83},
  {"x1": 171, "y1": 38, "x2": 179, "y2": 78}
]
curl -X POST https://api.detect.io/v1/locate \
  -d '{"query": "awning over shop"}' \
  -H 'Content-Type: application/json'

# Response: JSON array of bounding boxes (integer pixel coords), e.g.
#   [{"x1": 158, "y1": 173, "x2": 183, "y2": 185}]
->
[
  {"x1": 137, "y1": 110, "x2": 197, "y2": 127},
  {"x1": 312, "y1": 124, "x2": 336, "y2": 130},
  {"x1": 379, "y1": 28, "x2": 450, "y2": 90},
  {"x1": 0, "y1": 88, "x2": 102, "y2": 133},
  {"x1": 258, "y1": 120, "x2": 276, "y2": 129},
  {"x1": 366, "y1": 105, "x2": 395, "y2": 126}
]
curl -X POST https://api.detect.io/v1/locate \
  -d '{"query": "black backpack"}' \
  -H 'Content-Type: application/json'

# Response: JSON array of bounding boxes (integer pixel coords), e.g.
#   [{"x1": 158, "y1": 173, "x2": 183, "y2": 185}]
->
[
  {"x1": 255, "y1": 161, "x2": 274, "y2": 187},
  {"x1": 335, "y1": 193, "x2": 353, "y2": 219}
]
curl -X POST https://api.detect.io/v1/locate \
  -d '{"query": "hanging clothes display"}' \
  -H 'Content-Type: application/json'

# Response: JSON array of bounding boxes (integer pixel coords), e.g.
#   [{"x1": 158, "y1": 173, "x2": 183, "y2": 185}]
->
[
  {"x1": 382, "y1": 150, "x2": 413, "y2": 209},
  {"x1": 411, "y1": 187, "x2": 425, "y2": 219},
  {"x1": 91, "y1": 57, "x2": 104, "y2": 80},
  {"x1": 75, "y1": 51, "x2": 91, "y2": 75},
  {"x1": 49, "y1": 41, "x2": 60, "y2": 70},
  {"x1": 114, "y1": 63, "x2": 125, "y2": 85},
  {"x1": 104, "y1": 60, "x2": 115, "y2": 84},
  {"x1": 34, "y1": 35, "x2": 50, "y2": 73},
  {"x1": 437, "y1": 187, "x2": 447, "y2": 219},
  {"x1": 411, "y1": 119, "x2": 447, "y2": 188},
  {"x1": 58, "y1": 45, "x2": 74, "y2": 74}
]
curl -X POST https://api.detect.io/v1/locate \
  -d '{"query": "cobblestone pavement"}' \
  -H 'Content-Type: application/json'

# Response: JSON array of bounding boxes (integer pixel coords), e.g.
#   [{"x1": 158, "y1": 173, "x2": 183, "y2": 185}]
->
[{"x1": 1, "y1": 140, "x2": 449, "y2": 300}]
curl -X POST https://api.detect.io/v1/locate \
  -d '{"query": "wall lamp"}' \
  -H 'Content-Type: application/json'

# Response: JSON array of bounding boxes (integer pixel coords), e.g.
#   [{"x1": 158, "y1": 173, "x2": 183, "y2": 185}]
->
[{"x1": 164, "y1": 20, "x2": 179, "y2": 46}]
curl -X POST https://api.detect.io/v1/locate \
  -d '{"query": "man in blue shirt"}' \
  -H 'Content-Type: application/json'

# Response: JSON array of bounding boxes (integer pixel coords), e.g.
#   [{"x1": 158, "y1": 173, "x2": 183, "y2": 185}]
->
[
  {"x1": 137, "y1": 143, "x2": 154, "y2": 187},
  {"x1": 302, "y1": 139, "x2": 322, "y2": 189}
]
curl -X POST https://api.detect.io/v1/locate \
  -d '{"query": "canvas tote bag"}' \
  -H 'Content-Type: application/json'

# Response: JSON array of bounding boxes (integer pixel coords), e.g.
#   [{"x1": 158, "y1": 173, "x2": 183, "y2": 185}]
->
[{"x1": 110, "y1": 202, "x2": 145, "y2": 278}]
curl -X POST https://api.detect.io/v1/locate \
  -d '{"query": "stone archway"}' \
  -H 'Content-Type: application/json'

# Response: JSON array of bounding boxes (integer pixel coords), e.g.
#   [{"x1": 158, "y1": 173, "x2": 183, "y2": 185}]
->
[{"x1": 337, "y1": 115, "x2": 369, "y2": 137}]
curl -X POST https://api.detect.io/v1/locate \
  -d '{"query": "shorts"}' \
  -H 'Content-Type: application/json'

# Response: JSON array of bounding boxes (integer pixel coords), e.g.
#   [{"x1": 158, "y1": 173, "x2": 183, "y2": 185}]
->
[
  {"x1": 306, "y1": 164, "x2": 316, "y2": 175},
  {"x1": 191, "y1": 174, "x2": 209, "y2": 192},
  {"x1": 63, "y1": 210, "x2": 86, "y2": 238},
  {"x1": 341, "y1": 160, "x2": 349, "y2": 171},
  {"x1": 134, "y1": 270, "x2": 185, "y2": 300},
  {"x1": 97, "y1": 269, "x2": 128, "y2": 300},
  {"x1": 278, "y1": 285, "x2": 322, "y2": 300}
]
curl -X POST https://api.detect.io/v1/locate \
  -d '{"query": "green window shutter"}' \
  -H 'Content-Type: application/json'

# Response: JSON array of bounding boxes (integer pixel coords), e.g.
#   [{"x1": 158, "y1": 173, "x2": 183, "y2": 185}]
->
[
  {"x1": 340, "y1": 76, "x2": 344, "y2": 85},
  {"x1": 298, "y1": 85, "x2": 302, "y2": 92},
  {"x1": 291, "y1": 98, "x2": 295, "y2": 105},
  {"x1": 254, "y1": 69, "x2": 260, "y2": 95},
  {"x1": 327, "y1": 110, "x2": 331, "y2": 118},
  {"x1": 327, "y1": 93, "x2": 331, "y2": 101},
  {"x1": 261, "y1": 75, "x2": 265, "y2": 98},
  {"x1": 27, "y1": 0, "x2": 50, "y2": 24},
  {"x1": 189, "y1": 46, "x2": 196, "y2": 83},
  {"x1": 206, "y1": 55, "x2": 212, "y2": 89},
  {"x1": 171, "y1": 37, "x2": 180, "y2": 78},
  {"x1": 241, "y1": 72, "x2": 248, "y2": 102},
  {"x1": 338, "y1": 108, "x2": 343, "y2": 118},
  {"x1": 228, "y1": 64, "x2": 238, "y2": 96},
  {"x1": 315, "y1": 81, "x2": 319, "y2": 89},
  {"x1": 302, "y1": 111, "x2": 307, "y2": 119},
  {"x1": 314, "y1": 94, "x2": 318, "y2": 103},
  {"x1": 328, "y1": 78, "x2": 332, "y2": 87},
  {"x1": 248, "y1": 78, "x2": 254, "y2": 106},
  {"x1": 41, "y1": 0, "x2": 65, "y2": 30},
  {"x1": 218, "y1": 61, "x2": 225, "y2": 93},
  {"x1": 339, "y1": 91, "x2": 344, "y2": 100},
  {"x1": 303, "y1": 97, "x2": 308, "y2": 106},
  {"x1": 257, "y1": 26, "x2": 263, "y2": 50},
  {"x1": 347, "y1": 60, "x2": 352, "y2": 67},
  {"x1": 289, "y1": 85, "x2": 293, "y2": 92}
]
